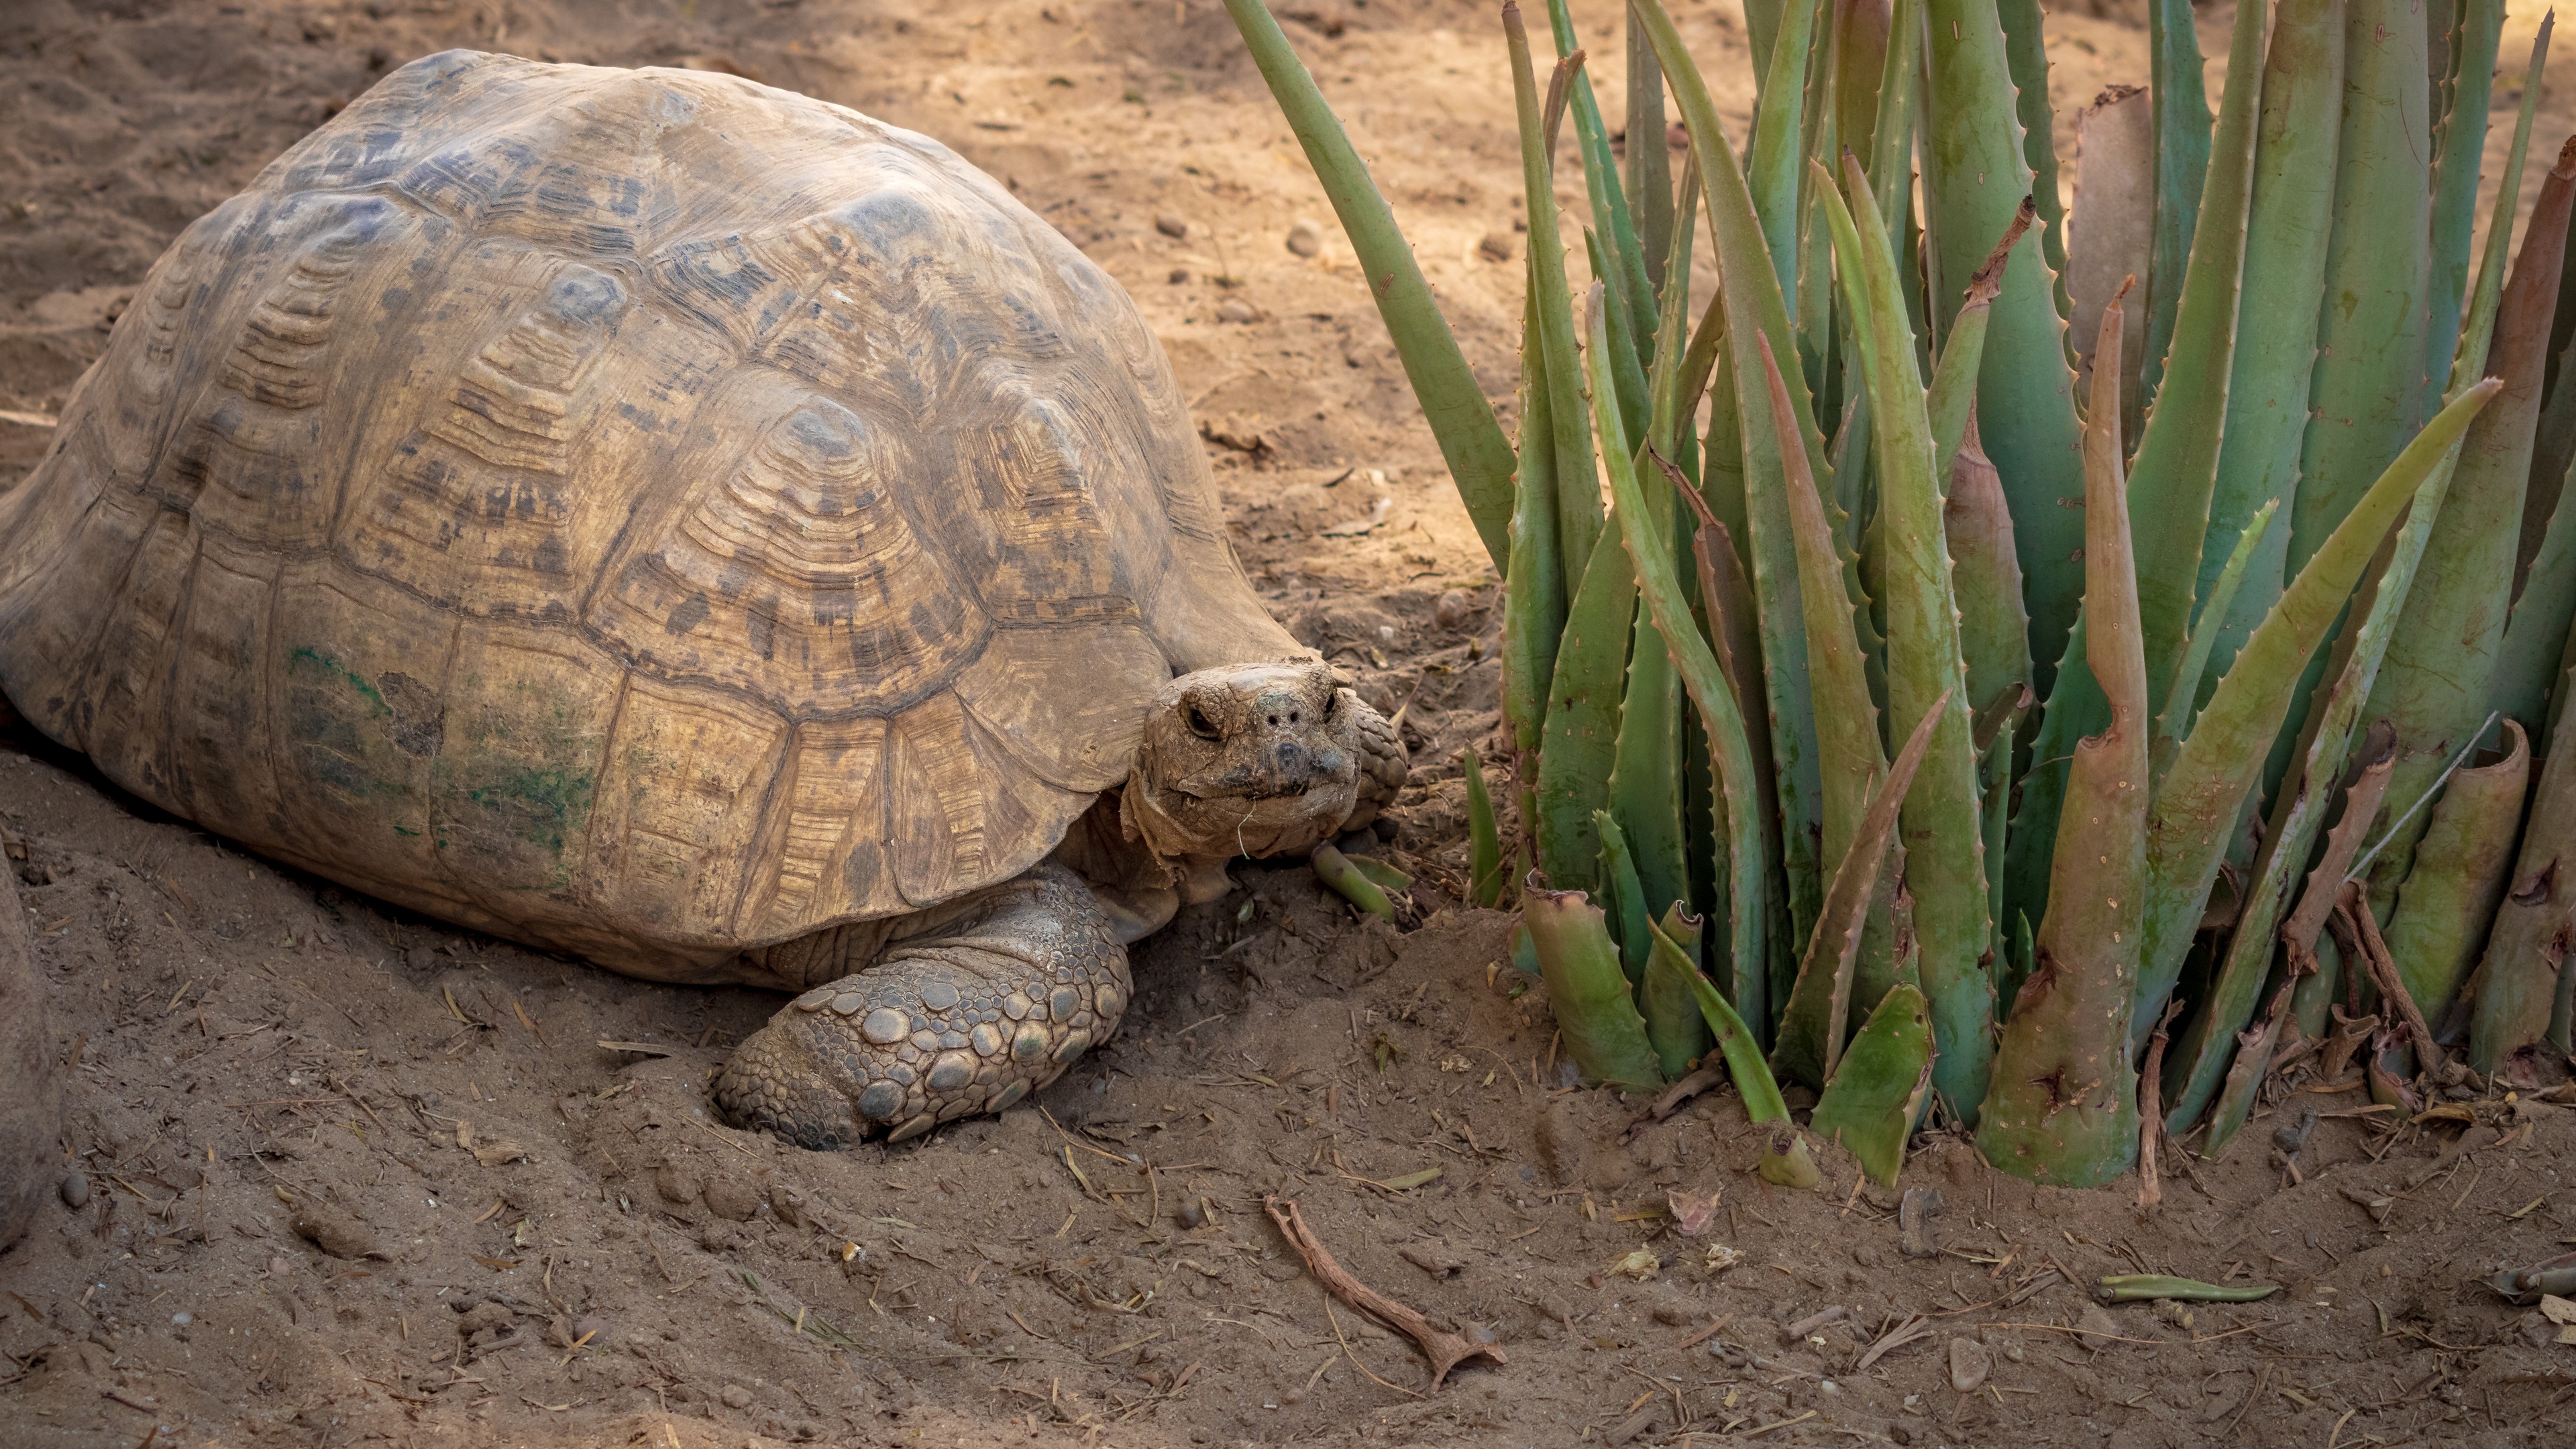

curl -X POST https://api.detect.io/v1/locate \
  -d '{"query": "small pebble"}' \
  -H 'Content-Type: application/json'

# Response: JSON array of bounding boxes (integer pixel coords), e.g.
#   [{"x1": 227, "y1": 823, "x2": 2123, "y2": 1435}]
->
[
  {"x1": 1280, "y1": 1387, "x2": 1309, "y2": 1405},
  {"x1": 1285, "y1": 217, "x2": 1323, "y2": 257},
  {"x1": 1819, "y1": 1380, "x2": 1841, "y2": 1397},
  {"x1": 60, "y1": 1173, "x2": 87, "y2": 1209},
  {"x1": 169, "y1": 1312, "x2": 191, "y2": 1327},
  {"x1": 1434, "y1": 589, "x2": 1472, "y2": 629},
  {"x1": 1176, "y1": 1201, "x2": 1205, "y2": 1229},
  {"x1": 2004, "y1": 1344, "x2": 2024, "y2": 1362},
  {"x1": 720, "y1": 1383, "x2": 755, "y2": 1409},
  {"x1": 1479, "y1": 231, "x2": 1517, "y2": 262},
  {"x1": 1169, "y1": 267, "x2": 1192, "y2": 284},
  {"x1": 572, "y1": 1314, "x2": 612, "y2": 1348},
  {"x1": 1154, "y1": 211, "x2": 1190, "y2": 239},
  {"x1": 1216, "y1": 297, "x2": 1257, "y2": 324}
]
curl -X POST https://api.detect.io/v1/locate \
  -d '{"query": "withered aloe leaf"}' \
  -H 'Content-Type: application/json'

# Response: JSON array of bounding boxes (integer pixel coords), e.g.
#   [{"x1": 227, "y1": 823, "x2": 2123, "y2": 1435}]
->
[
  {"x1": 2384, "y1": 722, "x2": 2530, "y2": 1018},
  {"x1": 1810, "y1": 983, "x2": 1935, "y2": 1187},
  {"x1": 2469, "y1": 674, "x2": 2576, "y2": 1075}
]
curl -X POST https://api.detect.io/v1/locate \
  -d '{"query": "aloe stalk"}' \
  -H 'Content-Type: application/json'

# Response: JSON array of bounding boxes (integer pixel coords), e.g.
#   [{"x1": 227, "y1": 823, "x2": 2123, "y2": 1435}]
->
[
  {"x1": 1641, "y1": 905, "x2": 1713, "y2": 1077},
  {"x1": 1217, "y1": 0, "x2": 1515, "y2": 571},
  {"x1": 1977, "y1": 297, "x2": 2145, "y2": 1189},
  {"x1": 1809, "y1": 983, "x2": 1935, "y2": 1187},
  {"x1": 1818, "y1": 156, "x2": 1997, "y2": 1121},
  {"x1": 1525, "y1": 882, "x2": 1665, "y2": 1091}
]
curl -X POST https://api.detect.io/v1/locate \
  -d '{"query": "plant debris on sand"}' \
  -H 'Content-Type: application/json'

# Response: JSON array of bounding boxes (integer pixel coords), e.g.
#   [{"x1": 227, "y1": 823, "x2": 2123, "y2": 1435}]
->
[{"x1": 2, "y1": 1, "x2": 2574, "y2": 1446}]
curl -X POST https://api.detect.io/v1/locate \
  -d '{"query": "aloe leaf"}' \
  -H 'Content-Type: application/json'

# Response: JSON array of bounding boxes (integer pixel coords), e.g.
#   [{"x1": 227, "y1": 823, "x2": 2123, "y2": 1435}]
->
[
  {"x1": 1745, "y1": 0, "x2": 1788, "y2": 87},
  {"x1": 1772, "y1": 686, "x2": 1947, "y2": 1090},
  {"x1": 1663, "y1": 916, "x2": 1822, "y2": 1187},
  {"x1": 1641, "y1": 905, "x2": 1713, "y2": 1078},
  {"x1": 1593, "y1": 329, "x2": 1784, "y2": 1045},
  {"x1": 1465, "y1": 745, "x2": 1506, "y2": 908},
  {"x1": 2386, "y1": 721, "x2": 2530, "y2": 1018},
  {"x1": 1819, "y1": 157, "x2": 1998, "y2": 1122},
  {"x1": 1505, "y1": 3, "x2": 1605, "y2": 585},
  {"x1": 1585, "y1": 229, "x2": 1654, "y2": 452},
  {"x1": 1611, "y1": 606, "x2": 1689, "y2": 920},
  {"x1": 1219, "y1": 0, "x2": 1516, "y2": 572},
  {"x1": 1866, "y1": 0, "x2": 1921, "y2": 248},
  {"x1": 1920, "y1": 0, "x2": 2088, "y2": 681},
  {"x1": 1990, "y1": 0, "x2": 2067, "y2": 294},
  {"x1": 1524, "y1": 881, "x2": 1666, "y2": 1091},
  {"x1": 1597, "y1": 809, "x2": 1657, "y2": 981},
  {"x1": 1627, "y1": 13, "x2": 1674, "y2": 290},
  {"x1": 2139, "y1": 0, "x2": 2212, "y2": 409},
  {"x1": 1638, "y1": 0, "x2": 1834, "y2": 955},
  {"x1": 2124, "y1": 0, "x2": 2268, "y2": 725},
  {"x1": 1761, "y1": 333, "x2": 1887, "y2": 904},
  {"x1": 1501, "y1": 282, "x2": 1567, "y2": 799},
  {"x1": 1811, "y1": 983, "x2": 1935, "y2": 1187},
  {"x1": 1749, "y1": 0, "x2": 1825, "y2": 311},
  {"x1": 2426, "y1": 0, "x2": 2508, "y2": 375},
  {"x1": 2290, "y1": 0, "x2": 2435, "y2": 578},
  {"x1": 1836, "y1": 0, "x2": 1893, "y2": 173},
  {"x1": 1927, "y1": 205, "x2": 2032, "y2": 484},
  {"x1": 2494, "y1": 456, "x2": 2576, "y2": 743},
  {"x1": 2155, "y1": 500, "x2": 2278, "y2": 774},
  {"x1": 2360, "y1": 123, "x2": 2573, "y2": 913},
  {"x1": 2137, "y1": 379, "x2": 2506, "y2": 1047},
  {"x1": 1536, "y1": 517, "x2": 1639, "y2": 894},
  {"x1": 1544, "y1": 1, "x2": 1659, "y2": 360},
  {"x1": 1976, "y1": 293, "x2": 2145, "y2": 1189}
]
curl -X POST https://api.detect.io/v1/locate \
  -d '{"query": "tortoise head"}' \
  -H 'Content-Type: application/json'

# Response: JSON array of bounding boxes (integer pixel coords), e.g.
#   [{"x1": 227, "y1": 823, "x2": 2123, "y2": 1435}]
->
[{"x1": 1121, "y1": 661, "x2": 1363, "y2": 872}]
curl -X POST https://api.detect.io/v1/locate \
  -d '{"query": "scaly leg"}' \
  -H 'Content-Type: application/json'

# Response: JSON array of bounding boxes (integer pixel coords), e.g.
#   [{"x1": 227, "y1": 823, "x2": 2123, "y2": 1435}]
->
[{"x1": 714, "y1": 864, "x2": 1128, "y2": 1148}]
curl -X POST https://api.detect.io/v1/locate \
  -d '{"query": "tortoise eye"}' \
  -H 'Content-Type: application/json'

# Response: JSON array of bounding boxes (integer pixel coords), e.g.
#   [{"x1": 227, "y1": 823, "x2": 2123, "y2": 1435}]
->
[{"x1": 1185, "y1": 702, "x2": 1223, "y2": 741}]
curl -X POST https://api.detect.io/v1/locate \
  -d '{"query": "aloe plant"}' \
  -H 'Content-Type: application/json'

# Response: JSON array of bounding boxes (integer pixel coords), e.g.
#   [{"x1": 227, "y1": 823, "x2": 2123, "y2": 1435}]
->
[{"x1": 1228, "y1": 0, "x2": 2566, "y2": 1191}]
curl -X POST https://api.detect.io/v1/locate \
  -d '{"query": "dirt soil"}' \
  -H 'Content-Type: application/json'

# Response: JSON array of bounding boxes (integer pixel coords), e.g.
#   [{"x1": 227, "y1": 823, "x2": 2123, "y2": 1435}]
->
[{"x1": 5, "y1": 1, "x2": 2576, "y2": 1446}]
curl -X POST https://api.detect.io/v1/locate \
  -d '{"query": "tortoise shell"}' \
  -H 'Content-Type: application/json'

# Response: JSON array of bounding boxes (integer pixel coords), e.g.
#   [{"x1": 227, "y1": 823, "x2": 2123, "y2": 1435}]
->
[{"x1": 0, "y1": 51, "x2": 1299, "y2": 976}]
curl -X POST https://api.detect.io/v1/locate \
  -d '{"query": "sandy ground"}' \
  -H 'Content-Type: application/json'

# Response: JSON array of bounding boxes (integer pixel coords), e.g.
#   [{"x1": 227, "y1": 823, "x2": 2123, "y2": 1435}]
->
[{"x1": 4, "y1": 1, "x2": 2576, "y2": 1446}]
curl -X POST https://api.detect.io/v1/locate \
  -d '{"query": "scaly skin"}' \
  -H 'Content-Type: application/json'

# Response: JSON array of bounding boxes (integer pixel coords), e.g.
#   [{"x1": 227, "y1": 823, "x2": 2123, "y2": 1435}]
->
[
  {"x1": 714, "y1": 865, "x2": 1128, "y2": 1148},
  {"x1": 716, "y1": 662, "x2": 1405, "y2": 1146}
]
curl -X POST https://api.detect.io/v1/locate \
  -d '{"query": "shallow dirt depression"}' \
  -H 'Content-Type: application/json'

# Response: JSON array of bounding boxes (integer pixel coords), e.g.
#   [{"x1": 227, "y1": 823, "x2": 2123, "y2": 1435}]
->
[{"x1": 3, "y1": 1, "x2": 2574, "y2": 1446}]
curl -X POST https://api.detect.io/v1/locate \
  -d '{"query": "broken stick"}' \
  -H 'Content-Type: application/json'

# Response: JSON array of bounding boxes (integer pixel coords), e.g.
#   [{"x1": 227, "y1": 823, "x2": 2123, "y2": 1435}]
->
[{"x1": 1263, "y1": 1195, "x2": 1505, "y2": 1389}]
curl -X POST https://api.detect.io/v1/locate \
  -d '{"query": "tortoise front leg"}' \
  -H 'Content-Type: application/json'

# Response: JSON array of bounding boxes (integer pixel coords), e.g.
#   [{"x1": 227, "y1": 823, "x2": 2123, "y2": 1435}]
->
[{"x1": 714, "y1": 863, "x2": 1129, "y2": 1148}]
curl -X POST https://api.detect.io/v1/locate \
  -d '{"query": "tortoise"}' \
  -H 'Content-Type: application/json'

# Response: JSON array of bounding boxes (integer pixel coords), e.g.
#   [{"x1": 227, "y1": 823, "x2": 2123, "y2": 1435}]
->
[{"x1": 0, "y1": 50, "x2": 1406, "y2": 1148}]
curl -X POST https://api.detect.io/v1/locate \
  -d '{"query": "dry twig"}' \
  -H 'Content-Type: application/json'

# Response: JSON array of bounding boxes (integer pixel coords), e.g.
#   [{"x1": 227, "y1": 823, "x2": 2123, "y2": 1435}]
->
[{"x1": 1263, "y1": 1195, "x2": 1505, "y2": 1390}]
